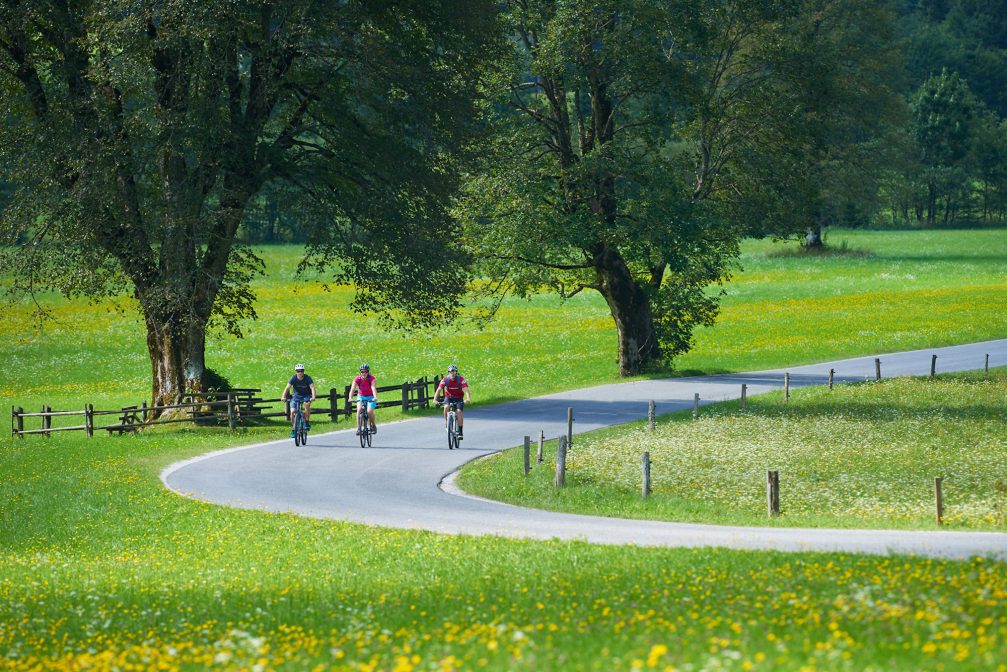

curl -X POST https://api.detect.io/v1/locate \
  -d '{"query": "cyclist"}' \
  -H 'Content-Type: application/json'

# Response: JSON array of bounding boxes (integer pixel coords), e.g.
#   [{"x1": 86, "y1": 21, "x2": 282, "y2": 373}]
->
[
  {"x1": 281, "y1": 363, "x2": 316, "y2": 437},
  {"x1": 434, "y1": 364, "x2": 470, "y2": 439},
  {"x1": 347, "y1": 363, "x2": 378, "y2": 435}
]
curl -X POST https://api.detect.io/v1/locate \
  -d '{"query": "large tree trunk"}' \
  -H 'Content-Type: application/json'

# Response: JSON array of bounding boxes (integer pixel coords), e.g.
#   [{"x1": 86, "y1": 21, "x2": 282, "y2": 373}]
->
[
  {"x1": 595, "y1": 247, "x2": 660, "y2": 376},
  {"x1": 144, "y1": 309, "x2": 208, "y2": 411}
]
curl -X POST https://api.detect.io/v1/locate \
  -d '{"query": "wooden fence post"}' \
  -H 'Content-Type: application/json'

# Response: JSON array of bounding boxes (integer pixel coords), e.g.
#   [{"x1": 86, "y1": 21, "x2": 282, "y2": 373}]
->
[
  {"x1": 329, "y1": 389, "x2": 339, "y2": 422},
  {"x1": 985, "y1": 354, "x2": 990, "y2": 374},
  {"x1": 930, "y1": 354, "x2": 937, "y2": 379},
  {"x1": 343, "y1": 385, "x2": 352, "y2": 416},
  {"x1": 227, "y1": 394, "x2": 236, "y2": 430},
  {"x1": 13, "y1": 406, "x2": 23, "y2": 438},
  {"x1": 141, "y1": 401, "x2": 148, "y2": 423},
  {"x1": 875, "y1": 358, "x2": 881, "y2": 381},
  {"x1": 537, "y1": 431, "x2": 544, "y2": 464},
  {"x1": 934, "y1": 477, "x2": 944, "y2": 525},
  {"x1": 554, "y1": 435, "x2": 567, "y2": 487},
  {"x1": 693, "y1": 393, "x2": 700, "y2": 420},
  {"x1": 828, "y1": 369, "x2": 834, "y2": 390},
  {"x1": 523, "y1": 436, "x2": 530, "y2": 476},
  {"x1": 648, "y1": 400, "x2": 656, "y2": 430},
  {"x1": 740, "y1": 385, "x2": 747, "y2": 410},
  {"x1": 567, "y1": 407, "x2": 574, "y2": 448},
  {"x1": 401, "y1": 381, "x2": 410, "y2": 412},
  {"x1": 43, "y1": 405, "x2": 51, "y2": 437},
  {"x1": 784, "y1": 373, "x2": 790, "y2": 401},
  {"x1": 767, "y1": 470, "x2": 780, "y2": 517},
  {"x1": 642, "y1": 451, "x2": 651, "y2": 497},
  {"x1": 85, "y1": 404, "x2": 94, "y2": 438}
]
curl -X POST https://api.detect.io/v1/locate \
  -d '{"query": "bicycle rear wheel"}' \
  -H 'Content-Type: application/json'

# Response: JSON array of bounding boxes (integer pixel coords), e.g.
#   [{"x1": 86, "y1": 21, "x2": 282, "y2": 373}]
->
[
  {"x1": 299, "y1": 422, "x2": 308, "y2": 445},
  {"x1": 365, "y1": 427, "x2": 372, "y2": 448}
]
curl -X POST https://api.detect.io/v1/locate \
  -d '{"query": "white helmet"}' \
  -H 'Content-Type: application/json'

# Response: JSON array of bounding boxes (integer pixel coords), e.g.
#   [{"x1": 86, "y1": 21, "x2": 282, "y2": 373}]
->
[{"x1": 294, "y1": 363, "x2": 305, "y2": 371}]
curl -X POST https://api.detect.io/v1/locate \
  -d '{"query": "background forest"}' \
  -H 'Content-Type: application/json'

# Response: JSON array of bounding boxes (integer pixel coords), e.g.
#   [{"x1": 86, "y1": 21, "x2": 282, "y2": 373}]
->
[{"x1": 227, "y1": 0, "x2": 1007, "y2": 242}]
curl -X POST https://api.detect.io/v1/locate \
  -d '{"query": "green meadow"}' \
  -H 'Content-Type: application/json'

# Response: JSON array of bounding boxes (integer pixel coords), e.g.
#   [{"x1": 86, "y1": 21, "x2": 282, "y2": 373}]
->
[
  {"x1": 2, "y1": 229, "x2": 1007, "y2": 670},
  {"x1": 3, "y1": 229, "x2": 1006, "y2": 416},
  {"x1": 460, "y1": 370, "x2": 1007, "y2": 530}
]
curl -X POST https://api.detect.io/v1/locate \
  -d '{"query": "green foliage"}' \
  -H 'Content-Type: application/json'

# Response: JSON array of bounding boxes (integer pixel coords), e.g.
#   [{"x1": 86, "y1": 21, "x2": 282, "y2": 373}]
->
[
  {"x1": 0, "y1": 0, "x2": 502, "y2": 400},
  {"x1": 463, "y1": 0, "x2": 907, "y2": 373}
]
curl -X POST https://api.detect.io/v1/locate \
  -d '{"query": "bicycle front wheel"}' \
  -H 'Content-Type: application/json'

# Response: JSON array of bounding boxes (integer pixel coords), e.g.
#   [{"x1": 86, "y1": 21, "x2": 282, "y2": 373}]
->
[
  {"x1": 358, "y1": 413, "x2": 368, "y2": 448},
  {"x1": 294, "y1": 415, "x2": 303, "y2": 447},
  {"x1": 447, "y1": 413, "x2": 458, "y2": 450}
]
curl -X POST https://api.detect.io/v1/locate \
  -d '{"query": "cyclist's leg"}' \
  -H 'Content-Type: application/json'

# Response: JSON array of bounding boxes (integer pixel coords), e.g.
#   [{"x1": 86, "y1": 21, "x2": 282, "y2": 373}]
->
[
  {"x1": 368, "y1": 400, "x2": 377, "y2": 431},
  {"x1": 356, "y1": 401, "x2": 364, "y2": 433},
  {"x1": 303, "y1": 401, "x2": 311, "y2": 429}
]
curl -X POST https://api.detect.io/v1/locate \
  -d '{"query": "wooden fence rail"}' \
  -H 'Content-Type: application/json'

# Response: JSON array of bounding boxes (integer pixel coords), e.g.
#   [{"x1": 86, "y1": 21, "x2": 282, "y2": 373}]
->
[{"x1": 11, "y1": 376, "x2": 438, "y2": 438}]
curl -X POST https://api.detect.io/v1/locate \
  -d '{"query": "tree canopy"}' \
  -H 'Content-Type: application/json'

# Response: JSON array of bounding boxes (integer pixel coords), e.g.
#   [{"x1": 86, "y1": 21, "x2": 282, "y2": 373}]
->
[
  {"x1": 460, "y1": 0, "x2": 904, "y2": 375},
  {"x1": 0, "y1": 0, "x2": 500, "y2": 406}
]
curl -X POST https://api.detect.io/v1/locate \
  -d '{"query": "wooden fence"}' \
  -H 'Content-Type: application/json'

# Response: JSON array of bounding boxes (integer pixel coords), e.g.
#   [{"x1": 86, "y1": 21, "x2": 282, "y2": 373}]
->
[{"x1": 10, "y1": 376, "x2": 440, "y2": 437}]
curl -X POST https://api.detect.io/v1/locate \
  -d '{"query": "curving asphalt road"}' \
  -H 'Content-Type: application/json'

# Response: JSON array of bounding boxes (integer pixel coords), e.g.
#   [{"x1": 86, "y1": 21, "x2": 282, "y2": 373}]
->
[{"x1": 163, "y1": 339, "x2": 1007, "y2": 560}]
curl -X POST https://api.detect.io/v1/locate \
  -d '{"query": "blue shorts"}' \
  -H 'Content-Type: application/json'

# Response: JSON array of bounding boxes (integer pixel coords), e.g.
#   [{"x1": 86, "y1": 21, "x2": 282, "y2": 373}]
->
[
  {"x1": 356, "y1": 395, "x2": 377, "y2": 410},
  {"x1": 291, "y1": 394, "x2": 312, "y2": 406}
]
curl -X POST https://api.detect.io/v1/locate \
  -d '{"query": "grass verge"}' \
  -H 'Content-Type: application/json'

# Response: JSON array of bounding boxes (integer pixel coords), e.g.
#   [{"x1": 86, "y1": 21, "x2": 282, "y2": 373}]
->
[{"x1": 458, "y1": 370, "x2": 1007, "y2": 530}]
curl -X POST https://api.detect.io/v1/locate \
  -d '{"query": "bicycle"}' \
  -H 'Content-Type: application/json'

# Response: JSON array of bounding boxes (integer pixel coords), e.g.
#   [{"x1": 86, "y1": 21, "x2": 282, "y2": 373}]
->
[
  {"x1": 353, "y1": 398, "x2": 373, "y2": 448},
  {"x1": 438, "y1": 400, "x2": 461, "y2": 450},
  {"x1": 289, "y1": 398, "x2": 308, "y2": 446}
]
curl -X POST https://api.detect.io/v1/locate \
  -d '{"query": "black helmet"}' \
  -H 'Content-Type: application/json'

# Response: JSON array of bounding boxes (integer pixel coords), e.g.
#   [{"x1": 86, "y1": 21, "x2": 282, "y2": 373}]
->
[
  {"x1": 447, "y1": 364, "x2": 458, "y2": 372},
  {"x1": 359, "y1": 363, "x2": 370, "y2": 372}
]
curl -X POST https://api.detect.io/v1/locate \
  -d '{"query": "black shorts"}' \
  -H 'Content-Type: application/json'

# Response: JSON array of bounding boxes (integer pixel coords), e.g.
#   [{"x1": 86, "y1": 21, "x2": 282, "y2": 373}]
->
[{"x1": 443, "y1": 398, "x2": 465, "y2": 410}]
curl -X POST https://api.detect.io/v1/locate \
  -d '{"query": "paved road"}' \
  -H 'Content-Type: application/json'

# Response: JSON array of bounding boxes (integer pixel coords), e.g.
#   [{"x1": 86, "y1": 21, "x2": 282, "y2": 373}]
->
[{"x1": 163, "y1": 340, "x2": 1007, "y2": 560}]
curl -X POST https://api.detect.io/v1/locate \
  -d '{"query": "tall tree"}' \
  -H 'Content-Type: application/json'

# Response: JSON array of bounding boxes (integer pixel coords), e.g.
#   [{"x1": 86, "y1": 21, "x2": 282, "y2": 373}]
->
[
  {"x1": 461, "y1": 0, "x2": 901, "y2": 375},
  {"x1": 0, "y1": 1, "x2": 499, "y2": 408},
  {"x1": 910, "y1": 69, "x2": 982, "y2": 225}
]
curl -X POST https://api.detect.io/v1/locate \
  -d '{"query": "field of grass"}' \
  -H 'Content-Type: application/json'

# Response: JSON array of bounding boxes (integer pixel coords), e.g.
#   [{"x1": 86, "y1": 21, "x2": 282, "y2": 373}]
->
[
  {"x1": 459, "y1": 370, "x2": 1007, "y2": 531},
  {"x1": 2, "y1": 427, "x2": 1006, "y2": 670},
  {"x1": 2, "y1": 229, "x2": 1005, "y2": 417},
  {"x1": 2, "y1": 229, "x2": 1007, "y2": 670}
]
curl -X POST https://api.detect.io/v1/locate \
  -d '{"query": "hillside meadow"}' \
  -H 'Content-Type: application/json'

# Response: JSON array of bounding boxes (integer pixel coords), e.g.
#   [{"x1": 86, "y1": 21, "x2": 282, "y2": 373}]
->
[{"x1": 2, "y1": 229, "x2": 1007, "y2": 670}]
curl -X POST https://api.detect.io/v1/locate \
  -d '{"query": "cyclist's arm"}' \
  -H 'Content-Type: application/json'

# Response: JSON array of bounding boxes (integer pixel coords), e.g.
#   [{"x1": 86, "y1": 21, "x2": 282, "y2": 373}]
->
[
  {"x1": 347, "y1": 380, "x2": 358, "y2": 402},
  {"x1": 433, "y1": 383, "x2": 443, "y2": 403},
  {"x1": 464, "y1": 387, "x2": 471, "y2": 403},
  {"x1": 371, "y1": 379, "x2": 378, "y2": 402},
  {"x1": 281, "y1": 383, "x2": 292, "y2": 400},
  {"x1": 309, "y1": 383, "x2": 316, "y2": 401}
]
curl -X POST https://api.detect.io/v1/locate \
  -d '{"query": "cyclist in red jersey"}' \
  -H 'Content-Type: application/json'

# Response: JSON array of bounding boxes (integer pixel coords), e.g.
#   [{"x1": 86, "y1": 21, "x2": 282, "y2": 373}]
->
[
  {"x1": 347, "y1": 363, "x2": 378, "y2": 434},
  {"x1": 434, "y1": 364, "x2": 470, "y2": 439}
]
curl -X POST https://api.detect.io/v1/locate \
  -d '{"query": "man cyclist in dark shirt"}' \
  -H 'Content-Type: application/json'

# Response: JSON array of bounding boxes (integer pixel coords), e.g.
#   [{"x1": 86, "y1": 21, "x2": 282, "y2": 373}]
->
[
  {"x1": 434, "y1": 364, "x2": 470, "y2": 439},
  {"x1": 281, "y1": 363, "x2": 316, "y2": 437}
]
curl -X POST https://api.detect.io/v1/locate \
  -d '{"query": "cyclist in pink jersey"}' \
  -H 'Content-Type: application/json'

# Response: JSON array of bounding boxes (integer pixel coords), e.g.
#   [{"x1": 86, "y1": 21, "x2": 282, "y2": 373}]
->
[
  {"x1": 434, "y1": 364, "x2": 470, "y2": 439},
  {"x1": 347, "y1": 363, "x2": 378, "y2": 434}
]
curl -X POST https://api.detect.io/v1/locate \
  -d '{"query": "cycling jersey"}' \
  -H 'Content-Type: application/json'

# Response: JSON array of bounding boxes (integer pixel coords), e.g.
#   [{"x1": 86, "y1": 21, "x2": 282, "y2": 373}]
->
[
  {"x1": 288, "y1": 374, "x2": 314, "y2": 397},
  {"x1": 438, "y1": 374, "x2": 468, "y2": 399},
  {"x1": 354, "y1": 374, "x2": 376, "y2": 396}
]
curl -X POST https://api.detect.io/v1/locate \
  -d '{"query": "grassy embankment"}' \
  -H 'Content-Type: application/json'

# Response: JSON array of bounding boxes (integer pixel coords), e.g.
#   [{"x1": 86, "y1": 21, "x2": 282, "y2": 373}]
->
[{"x1": 1, "y1": 229, "x2": 1006, "y2": 670}]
